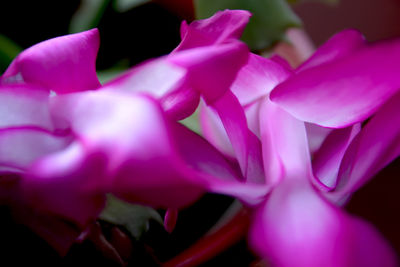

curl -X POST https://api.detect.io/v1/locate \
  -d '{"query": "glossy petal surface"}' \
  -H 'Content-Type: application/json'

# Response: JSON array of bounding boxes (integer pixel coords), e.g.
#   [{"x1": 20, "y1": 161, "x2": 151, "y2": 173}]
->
[
  {"x1": 2, "y1": 29, "x2": 100, "y2": 93},
  {"x1": 333, "y1": 91, "x2": 400, "y2": 199},
  {"x1": 271, "y1": 36, "x2": 400, "y2": 127},
  {"x1": 249, "y1": 180, "x2": 397, "y2": 267}
]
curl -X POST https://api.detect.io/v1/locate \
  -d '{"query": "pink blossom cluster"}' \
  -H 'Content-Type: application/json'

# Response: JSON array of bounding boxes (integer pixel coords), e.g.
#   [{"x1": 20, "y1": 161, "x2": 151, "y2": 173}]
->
[{"x1": 0, "y1": 10, "x2": 399, "y2": 266}]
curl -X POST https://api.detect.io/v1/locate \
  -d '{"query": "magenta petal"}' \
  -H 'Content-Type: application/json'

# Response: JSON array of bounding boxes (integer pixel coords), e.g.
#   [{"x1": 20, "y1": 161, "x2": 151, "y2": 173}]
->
[
  {"x1": 170, "y1": 122, "x2": 242, "y2": 182},
  {"x1": 306, "y1": 123, "x2": 332, "y2": 156},
  {"x1": 297, "y1": 29, "x2": 366, "y2": 72},
  {"x1": 170, "y1": 121, "x2": 268, "y2": 204},
  {"x1": 2, "y1": 29, "x2": 100, "y2": 93},
  {"x1": 212, "y1": 91, "x2": 265, "y2": 184},
  {"x1": 270, "y1": 37, "x2": 400, "y2": 127},
  {"x1": 199, "y1": 101, "x2": 236, "y2": 158},
  {"x1": 312, "y1": 124, "x2": 360, "y2": 190},
  {"x1": 231, "y1": 53, "x2": 292, "y2": 106},
  {"x1": 332, "y1": 91, "x2": 400, "y2": 200},
  {"x1": 249, "y1": 179, "x2": 397, "y2": 267},
  {"x1": 101, "y1": 58, "x2": 196, "y2": 120},
  {"x1": 168, "y1": 41, "x2": 249, "y2": 105},
  {"x1": 103, "y1": 58, "x2": 186, "y2": 98},
  {"x1": 174, "y1": 9, "x2": 251, "y2": 52},
  {"x1": 23, "y1": 143, "x2": 107, "y2": 227},
  {"x1": 0, "y1": 85, "x2": 52, "y2": 129},
  {"x1": 259, "y1": 99, "x2": 312, "y2": 185},
  {"x1": 49, "y1": 90, "x2": 209, "y2": 209},
  {"x1": 0, "y1": 128, "x2": 71, "y2": 171}
]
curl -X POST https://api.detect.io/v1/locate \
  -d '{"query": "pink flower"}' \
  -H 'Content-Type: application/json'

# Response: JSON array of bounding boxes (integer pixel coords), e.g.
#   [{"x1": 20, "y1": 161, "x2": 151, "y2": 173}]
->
[
  {"x1": 198, "y1": 17, "x2": 399, "y2": 267},
  {"x1": 0, "y1": 10, "x2": 260, "y2": 254}
]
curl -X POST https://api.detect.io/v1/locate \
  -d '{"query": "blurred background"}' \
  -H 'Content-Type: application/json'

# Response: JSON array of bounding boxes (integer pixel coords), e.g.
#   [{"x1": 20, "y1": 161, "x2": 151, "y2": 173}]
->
[{"x1": 0, "y1": 0, "x2": 399, "y2": 265}]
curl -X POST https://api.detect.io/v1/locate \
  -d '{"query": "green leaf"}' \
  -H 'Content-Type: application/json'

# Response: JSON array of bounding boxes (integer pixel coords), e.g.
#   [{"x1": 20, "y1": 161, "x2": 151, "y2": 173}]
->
[
  {"x1": 0, "y1": 34, "x2": 22, "y2": 72},
  {"x1": 99, "y1": 195, "x2": 163, "y2": 240},
  {"x1": 69, "y1": 0, "x2": 111, "y2": 33},
  {"x1": 195, "y1": 0, "x2": 302, "y2": 51},
  {"x1": 180, "y1": 108, "x2": 201, "y2": 135},
  {"x1": 113, "y1": 0, "x2": 150, "y2": 13}
]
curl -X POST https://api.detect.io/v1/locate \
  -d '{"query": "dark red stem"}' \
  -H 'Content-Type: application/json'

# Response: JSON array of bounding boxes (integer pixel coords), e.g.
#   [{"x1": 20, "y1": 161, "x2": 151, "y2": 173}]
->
[{"x1": 162, "y1": 208, "x2": 250, "y2": 267}]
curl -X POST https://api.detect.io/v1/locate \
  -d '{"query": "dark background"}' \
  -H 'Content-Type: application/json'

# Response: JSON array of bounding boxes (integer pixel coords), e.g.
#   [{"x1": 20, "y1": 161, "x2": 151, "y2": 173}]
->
[{"x1": 0, "y1": 0, "x2": 399, "y2": 265}]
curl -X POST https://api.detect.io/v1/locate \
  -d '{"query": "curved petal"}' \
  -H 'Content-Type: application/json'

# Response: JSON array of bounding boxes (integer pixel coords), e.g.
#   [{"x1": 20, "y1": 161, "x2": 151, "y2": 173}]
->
[
  {"x1": 199, "y1": 101, "x2": 236, "y2": 159},
  {"x1": 231, "y1": 53, "x2": 292, "y2": 106},
  {"x1": 0, "y1": 84, "x2": 53, "y2": 129},
  {"x1": 331, "y1": 91, "x2": 400, "y2": 201},
  {"x1": 305, "y1": 123, "x2": 332, "y2": 155},
  {"x1": 101, "y1": 57, "x2": 195, "y2": 120},
  {"x1": 2, "y1": 29, "x2": 100, "y2": 93},
  {"x1": 46, "y1": 90, "x2": 206, "y2": 209},
  {"x1": 312, "y1": 124, "x2": 361, "y2": 190},
  {"x1": 23, "y1": 142, "x2": 107, "y2": 227},
  {"x1": 297, "y1": 29, "x2": 366, "y2": 72},
  {"x1": 168, "y1": 41, "x2": 249, "y2": 105},
  {"x1": 270, "y1": 37, "x2": 400, "y2": 127},
  {"x1": 249, "y1": 179, "x2": 397, "y2": 267},
  {"x1": 173, "y1": 9, "x2": 251, "y2": 52},
  {"x1": 103, "y1": 41, "x2": 248, "y2": 120},
  {"x1": 259, "y1": 98, "x2": 312, "y2": 185},
  {"x1": 170, "y1": 122, "x2": 269, "y2": 204},
  {"x1": 0, "y1": 127, "x2": 72, "y2": 171},
  {"x1": 211, "y1": 91, "x2": 265, "y2": 184}
]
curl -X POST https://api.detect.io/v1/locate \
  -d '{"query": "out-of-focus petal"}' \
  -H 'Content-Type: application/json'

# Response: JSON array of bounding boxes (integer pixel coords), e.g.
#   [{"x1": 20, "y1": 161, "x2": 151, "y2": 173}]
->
[
  {"x1": 305, "y1": 123, "x2": 332, "y2": 156},
  {"x1": 170, "y1": 121, "x2": 269, "y2": 204},
  {"x1": 169, "y1": 41, "x2": 249, "y2": 105},
  {"x1": 0, "y1": 85, "x2": 52, "y2": 129},
  {"x1": 331, "y1": 91, "x2": 400, "y2": 201},
  {"x1": 0, "y1": 127, "x2": 72, "y2": 171},
  {"x1": 23, "y1": 142, "x2": 107, "y2": 227},
  {"x1": 12, "y1": 202, "x2": 83, "y2": 256},
  {"x1": 249, "y1": 179, "x2": 397, "y2": 267},
  {"x1": 270, "y1": 37, "x2": 400, "y2": 127},
  {"x1": 259, "y1": 98, "x2": 312, "y2": 185},
  {"x1": 174, "y1": 9, "x2": 251, "y2": 52},
  {"x1": 199, "y1": 101, "x2": 235, "y2": 158},
  {"x1": 104, "y1": 41, "x2": 248, "y2": 120},
  {"x1": 35, "y1": 90, "x2": 255, "y2": 212},
  {"x1": 101, "y1": 58, "x2": 194, "y2": 120},
  {"x1": 212, "y1": 91, "x2": 265, "y2": 184},
  {"x1": 2, "y1": 29, "x2": 100, "y2": 93},
  {"x1": 297, "y1": 29, "x2": 366, "y2": 72},
  {"x1": 198, "y1": 53, "x2": 290, "y2": 165},
  {"x1": 231, "y1": 53, "x2": 291, "y2": 106},
  {"x1": 47, "y1": 90, "x2": 206, "y2": 209},
  {"x1": 312, "y1": 124, "x2": 361, "y2": 190}
]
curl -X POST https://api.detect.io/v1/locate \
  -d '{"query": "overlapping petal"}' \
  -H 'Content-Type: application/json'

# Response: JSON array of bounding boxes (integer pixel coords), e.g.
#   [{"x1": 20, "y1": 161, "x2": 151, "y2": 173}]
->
[
  {"x1": 103, "y1": 40, "x2": 248, "y2": 120},
  {"x1": 258, "y1": 98, "x2": 312, "y2": 185},
  {"x1": 270, "y1": 33, "x2": 400, "y2": 128},
  {"x1": 249, "y1": 179, "x2": 397, "y2": 267},
  {"x1": 0, "y1": 84, "x2": 53, "y2": 129},
  {"x1": 312, "y1": 124, "x2": 360, "y2": 190},
  {"x1": 231, "y1": 53, "x2": 291, "y2": 106},
  {"x1": 22, "y1": 89, "x2": 265, "y2": 223},
  {"x1": 331, "y1": 91, "x2": 400, "y2": 200},
  {"x1": 296, "y1": 29, "x2": 366, "y2": 72},
  {"x1": 174, "y1": 9, "x2": 251, "y2": 51},
  {"x1": 1, "y1": 29, "x2": 100, "y2": 93}
]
